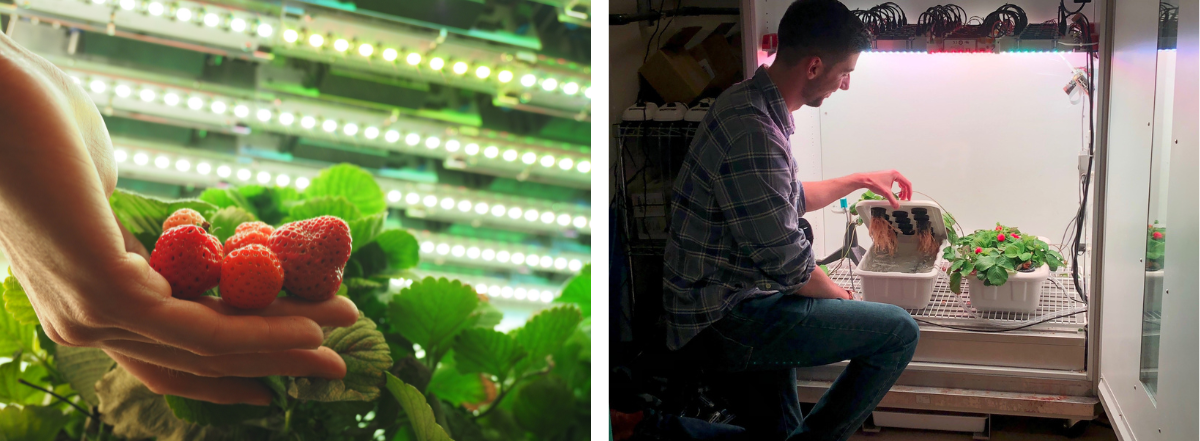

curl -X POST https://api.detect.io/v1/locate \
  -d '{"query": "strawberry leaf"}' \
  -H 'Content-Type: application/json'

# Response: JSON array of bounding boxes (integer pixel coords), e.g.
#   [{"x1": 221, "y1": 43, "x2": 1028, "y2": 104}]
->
[
  {"x1": 512, "y1": 375, "x2": 576, "y2": 440},
  {"x1": 0, "y1": 404, "x2": 70, "y2": 441},
  {"x1": 2, "y1": 269, "x2": 37, "y2": 326},
  {"x1": 207, "y1": 206, "x2": 257, "y2": 243},
  {"x1": 54, "y1": 346, "x2": 114, "y2": 407},
  {"x1": 0, "y1": 361, "x2": 48, "y2": 405},
  {"x1": 375, "y1": 229, "x2": 420, "y2": 270},
  {"x1": 164, "y1": 395, "x2": 271, "y2": 426},
  {"x1": 96, "y1": 366, "x2": 225, "y2": 440},
  {"x1": 553, "y1": 264, "x2": 591, "y2": 318},
  {"x1": 304, "y1": 164, "x2": 387, "y2": 216},
  {"x1": 389, "y1": 277, "x2": 479, "y2": 353},
  {"x1": 285, "y1": 196, "x2": 363, "y2": 223},
  {"x1": 385, "y1": 373, "x2": 454, "y2": 441},
  {"x1": 0, "y1": 298, "x2": 36, "y2": 357},
  {"x1": 348, "y1": 213, "x2": 387, "y2": 252},
  {"x1": 110, "y1": 189, "x2": 218, "y2": 252},
  {"x1": 288, "y1": 314, "x2": 392, "y2": 402},
  {"x1": 426, "y1": 352, "x2": 486, "y2": 406},
  {"x1": 199, "y1": 188, "x2": 256, "y2": 218},
  {"x1": 453, "y1": 329, "x2": 526, "y2": 383},
  {"x1": 467, "y1": 300, "x2": 503, "y2": 330},
  {"x1": 510, "y1": 306, "x2": 582, "y2": 368},
  {"x1": 949, "y1": 271, "x2": 963, "y2": 294}
]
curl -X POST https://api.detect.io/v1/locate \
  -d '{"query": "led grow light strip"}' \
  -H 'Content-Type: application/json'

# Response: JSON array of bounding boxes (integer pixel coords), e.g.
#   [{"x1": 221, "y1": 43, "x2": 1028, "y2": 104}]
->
[
  {"x1": 12, "y1": 0, "x2": 591, "y2": 114},
  {"x1": 66, "y1": 70, "x2": 592, "y2": 185},
  {"x1": 413, "y1": 231, "x2": 588, "y2": 275},
  {"x1": 111, "y1": 139, "x2": 591, "y2": 234},
  {"x1": 396, "y1": 272, "x2": 565, "y2": 305}
]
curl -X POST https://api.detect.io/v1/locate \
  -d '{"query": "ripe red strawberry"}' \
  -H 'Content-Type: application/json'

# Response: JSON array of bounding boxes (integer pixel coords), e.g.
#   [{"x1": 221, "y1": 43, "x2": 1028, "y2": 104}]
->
[
  {"x1": 975, "y1": 247, "x2": 982, "y2": 254},
  {"x1": 224, "y1": 231, "x2": 270, "y2": 255},
  {"x1": 163, "y1": 208, "x2": 209, "y2": 232},
  {"x1": 1011, "y1": 234, "x2": 1020, "y2": 239},
  {"x1": 997, "y1": 233, "x2": 1006, "y2": 242},
  {"x1": 220, "y1": 244, "x2": 284, "y2": 309},
  {"x1": 236, "y1": 221, "x2": 275, "y2": 236},
  {"x1": 149, "y1": 225, "x2": 223, "y2": 299},
  {"x1": 268, "y1": 216, "x2": 352, "y2": 301},
  {"x1": 995, "y1": 225, "x2": 1003, "y2": 232},
  {"x1": 1153, "y1": 231, "x2": 1164, "y2": 240}
]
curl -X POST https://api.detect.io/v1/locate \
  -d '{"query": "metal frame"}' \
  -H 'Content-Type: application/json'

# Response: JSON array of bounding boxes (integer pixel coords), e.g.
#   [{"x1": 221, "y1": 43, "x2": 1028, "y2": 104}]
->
[{"x1": 738, "y1": 0, "x2": 1114, "y2": 422}]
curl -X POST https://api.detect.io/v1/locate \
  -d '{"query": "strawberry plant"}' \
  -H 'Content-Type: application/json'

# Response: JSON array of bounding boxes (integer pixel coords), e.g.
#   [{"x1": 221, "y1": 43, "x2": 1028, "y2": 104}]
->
[
  {"x1": 942, "y1": 223, "x2": 1064, "y2": 294},
  {"x1": 1146, "y1": 223, "x2": 1166, "y2": 271},
  {"x1": 0, "y1": 163, "x2": 591, "y2": 441}
]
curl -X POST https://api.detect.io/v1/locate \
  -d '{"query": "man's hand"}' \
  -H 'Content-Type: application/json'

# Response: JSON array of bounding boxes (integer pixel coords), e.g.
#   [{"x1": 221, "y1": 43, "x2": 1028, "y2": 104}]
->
[
  {"x1": 796, "y1": 267, "x2": 853, "y2": 300},
  {"x1": 0, "y1": 31, "x2": 358, "y2": 406},
  {"x1": 858, "y1": 170, "x2": 913, "y2": 209}
]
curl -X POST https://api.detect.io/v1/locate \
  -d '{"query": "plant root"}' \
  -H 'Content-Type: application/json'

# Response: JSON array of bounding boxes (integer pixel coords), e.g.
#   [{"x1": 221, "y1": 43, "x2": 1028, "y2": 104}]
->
[{"x1": 869, "y1": 216, "x2": 897, "y2": 256}]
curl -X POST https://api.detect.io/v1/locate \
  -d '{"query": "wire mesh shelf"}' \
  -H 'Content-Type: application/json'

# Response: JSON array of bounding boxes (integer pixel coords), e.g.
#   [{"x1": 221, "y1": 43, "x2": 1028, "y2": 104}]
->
[
  {"x1": 614, "y1": 121, "x2": 700, "y2": 255},
  {"x1": 827, "y1": 264, "x2": 1089, "y2": 331}
]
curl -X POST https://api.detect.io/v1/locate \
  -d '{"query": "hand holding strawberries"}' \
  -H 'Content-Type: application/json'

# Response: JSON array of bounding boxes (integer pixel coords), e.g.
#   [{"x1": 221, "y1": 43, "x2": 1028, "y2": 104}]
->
[{"x1": 0, "y1": 44, "x2": 358, "y2": 407}]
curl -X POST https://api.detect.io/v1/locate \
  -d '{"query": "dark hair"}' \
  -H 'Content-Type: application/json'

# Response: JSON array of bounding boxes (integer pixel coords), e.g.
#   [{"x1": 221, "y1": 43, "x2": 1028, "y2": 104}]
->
[{"x1": 776, "y1": 0, "x2": 872, "y2": 66}]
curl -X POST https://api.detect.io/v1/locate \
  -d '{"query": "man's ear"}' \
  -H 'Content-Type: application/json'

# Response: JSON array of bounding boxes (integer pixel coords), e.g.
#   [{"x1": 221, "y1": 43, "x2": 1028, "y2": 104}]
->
[{"x1": 806, "y1": 56, "x2": 823, "y2": 80}]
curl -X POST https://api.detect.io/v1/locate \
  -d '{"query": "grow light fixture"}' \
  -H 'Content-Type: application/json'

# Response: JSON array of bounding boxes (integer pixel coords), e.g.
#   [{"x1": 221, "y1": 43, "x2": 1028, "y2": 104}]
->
[
  {"x1": 6, "y1": 0, "x2": 591, "y2": 116},
  {"x1": 67, "y1": 68, "x2": 590, "y2": 187},
  {"x1": 413, "y1": 231, "x2": 589, "y2": 275},
  {"x1": 405, "y1": 271, "x2": 562, "y2": 306},
  {"x1": 110, "y1": 140, "x2": 592, "y2": 235}
]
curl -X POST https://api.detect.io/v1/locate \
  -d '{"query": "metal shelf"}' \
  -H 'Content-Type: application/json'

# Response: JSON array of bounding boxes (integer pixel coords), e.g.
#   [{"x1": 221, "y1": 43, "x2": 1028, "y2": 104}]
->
[{"x1": 828, "y1": 265, "x2": 1088, "y2": 330}]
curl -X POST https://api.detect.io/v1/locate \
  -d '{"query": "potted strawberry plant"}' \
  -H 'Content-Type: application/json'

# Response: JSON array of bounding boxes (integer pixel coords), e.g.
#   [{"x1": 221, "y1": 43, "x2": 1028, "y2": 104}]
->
[
  {"x1": 943, "y1": 223, "x2": 1064, "y2": 313},
  {"x1": 1146, "y1": 223, "x2": 1166, "y2": 271}
]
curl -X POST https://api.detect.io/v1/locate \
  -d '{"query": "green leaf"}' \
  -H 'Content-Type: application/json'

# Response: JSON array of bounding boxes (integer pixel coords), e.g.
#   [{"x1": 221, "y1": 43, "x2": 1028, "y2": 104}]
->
[
  {"x1": 109, "y1": 189, "x2": 220, "y2": 252},
  {"x1": 0, "y1": 361, "x2": 48, "y2": 405},
  {"x1": 164, "y1": 395, "x2": 271, "y2": 426},
  {"x1": 0, "y1": 404, "x2": 70, "y2": 441},
  {"x1": 285, "y1": 196, "x2": 363, "y2": 223},
  {"x1": 512, "y1": 375, "x2": 576, "y2": 440},
  {"x1": 258, "y1": 376, "x2": 288, "y2": 409},
  {"x1": 949, "y1": 272, "x2": 962, "y2": 294},
  {"x1": 96, "y1": 366, "x2": 225, "y2": 441},
  {"x1": 949, "y1": 260, "x2": 964, "y2": 272},
  {"x1": 974, "y1": 255, "x2": 996, "y2": 273},
  {"x1": 1004, "y1": 245, "x2": 1020, "y2": 258},
  {"x1": 963, "y1": 262, "x2": 975, "y2": 275},
  {"x1": 351, "y1": 243, "x2": 390, "y2": 278},
  {"x1": 467, "y1": 301, "x2": 503, "y2": 330},
  {"x1": 554, "y1": 264, "x2": 591, "y2": 318},
  {"x1": 384, "y1": 373, "x2": 454, "y2": 441},
  {"x1": 305, "y1": 164, "x2": 387, "y2": 216},
  {"x1": 0, "y1": 299, "x2": 35, "y2": 357},
  {"x1": 238, "y1": 185, "x2": 296, "y2": 226},
  {"x1": 54, "y1": 346, "x2": 114, "y2": 407},
  {"x1": 511, "y1": 306, "x2": 583, "y2": 364},
  {"x1": 376, "y1": 229, "x2": 421, "y2": 270},
  {"x1": 288, "y1": 314, "x2": 393, "y2": 402},
  {"x1": 389, "y1": 277, "x2": 479, "y2": 353},
  {"x1": 2, "y1": 269, "x2": 37, "y2": 325},
  {"x1": 986, "y1": 266, "x2": 1009, "y2": 286},
  {"x1": 199, "y1": 188, "x2": 256, "y2": 217},
  {"x1": 1019, "y1": 252, "x2": 1033, "y2": 262},
  {"x1": 453, "y1": 329, "x2": 526, "y2": 383},
  {"x1": 207, "y1": 206, "x2": 258, "y2": 243},
  {"x1": 348, "y1": 213, "x2": 387, "y2": 252},
  {"x1": 426, "y1": 353, "x2": 486, "y2": 406}
]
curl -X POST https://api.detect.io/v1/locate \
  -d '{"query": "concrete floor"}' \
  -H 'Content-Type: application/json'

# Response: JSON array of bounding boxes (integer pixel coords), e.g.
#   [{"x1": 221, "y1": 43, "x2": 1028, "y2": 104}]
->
[{"x1": 848, "y1": 415, "x2": 1119, "y2": 441}]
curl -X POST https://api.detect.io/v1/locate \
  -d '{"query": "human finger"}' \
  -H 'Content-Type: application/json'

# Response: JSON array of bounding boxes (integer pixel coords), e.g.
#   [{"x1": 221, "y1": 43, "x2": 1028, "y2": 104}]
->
[
  {"x1": 191, "y1": 295, "x2": 359, "y2": 329},
  {"x1": 127, "y1": 299, "x2": 325, "y2": 356},
  {"x1": 104, "y1": 340, "x2": 346, "y2": 379},
  {"x1": 107, "y1": 351, "x2": 273, "y2": 406}
]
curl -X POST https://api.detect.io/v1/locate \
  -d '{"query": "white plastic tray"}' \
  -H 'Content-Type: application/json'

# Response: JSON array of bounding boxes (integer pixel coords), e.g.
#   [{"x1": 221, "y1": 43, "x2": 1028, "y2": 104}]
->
[
  {"x1": 966, "y1": 263, "x2": 1050, "y2": 314},
  {"x1": 854, "y1": 200, "x2": 947, "y2": 310}
]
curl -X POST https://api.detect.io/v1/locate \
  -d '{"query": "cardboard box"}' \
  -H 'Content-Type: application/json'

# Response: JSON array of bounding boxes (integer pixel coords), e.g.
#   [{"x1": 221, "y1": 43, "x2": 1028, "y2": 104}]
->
[
  {"x1": 639, "y1": 24, "x2": 743, "y2": 105},
  {"x1": 639, "y1": 26, "x2": 712, "y2": 104},
  {"x1": 688, "y1": 23, "x2": 742, "y2": 94}
]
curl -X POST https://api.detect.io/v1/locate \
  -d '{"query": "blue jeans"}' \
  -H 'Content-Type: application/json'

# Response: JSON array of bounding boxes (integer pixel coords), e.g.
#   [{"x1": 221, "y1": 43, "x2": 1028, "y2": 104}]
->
[{"x1": 680, "y1": 293, "x2": 919, "y2": 441}]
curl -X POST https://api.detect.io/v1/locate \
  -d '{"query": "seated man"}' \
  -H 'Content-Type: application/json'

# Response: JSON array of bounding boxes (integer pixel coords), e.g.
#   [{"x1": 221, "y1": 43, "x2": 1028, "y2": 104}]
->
[{"x1": 662, "y1": 1, "x2": 920, "y2": 440}]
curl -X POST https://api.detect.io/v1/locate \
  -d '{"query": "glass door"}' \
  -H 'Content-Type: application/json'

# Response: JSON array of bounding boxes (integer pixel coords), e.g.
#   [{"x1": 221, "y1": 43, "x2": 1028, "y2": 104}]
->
[{"x1": 1135, "y1": 0, "x2": 1178, "y2": 401}]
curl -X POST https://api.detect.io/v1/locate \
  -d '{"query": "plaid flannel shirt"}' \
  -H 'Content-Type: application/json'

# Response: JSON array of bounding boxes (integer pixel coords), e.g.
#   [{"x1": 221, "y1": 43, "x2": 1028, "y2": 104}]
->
[{"x1": 662, "y1": 66, "x2": 816, "y2": 350}]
